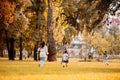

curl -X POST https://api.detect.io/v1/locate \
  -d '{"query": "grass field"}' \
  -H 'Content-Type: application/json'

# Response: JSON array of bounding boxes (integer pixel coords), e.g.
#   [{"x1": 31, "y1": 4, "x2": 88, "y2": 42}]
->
[{"x1": 0, "y1": 58, "x2": 120, "y2": 80}]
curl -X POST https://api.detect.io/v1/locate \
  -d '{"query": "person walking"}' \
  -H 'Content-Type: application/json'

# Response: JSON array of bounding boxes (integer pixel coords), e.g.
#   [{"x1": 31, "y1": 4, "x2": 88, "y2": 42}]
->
[
  {"x1": 103, "y1": 51, "x2": 109, "y2": 65},
  {"x1": 22, "y1": 48, "x2": 28, "y2": 60},
  {"x1": 38, "y1": 41, "x2": 49, "y2": 67}
]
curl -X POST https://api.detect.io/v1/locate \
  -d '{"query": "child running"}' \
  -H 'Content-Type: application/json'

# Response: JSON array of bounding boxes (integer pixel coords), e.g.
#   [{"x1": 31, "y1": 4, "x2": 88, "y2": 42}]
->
[
  {"x1": 62, "y1": 50, "x2": 69, "y2": 68},
  {"x1": 61, "y1": 42, "x2": 69, "y2": 68}
]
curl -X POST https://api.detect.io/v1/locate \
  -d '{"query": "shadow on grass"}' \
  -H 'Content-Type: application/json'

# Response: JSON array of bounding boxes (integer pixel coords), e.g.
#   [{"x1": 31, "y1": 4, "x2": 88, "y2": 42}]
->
[{"x1": 78, "y1": 59, "x2": 92, "y2": 62}]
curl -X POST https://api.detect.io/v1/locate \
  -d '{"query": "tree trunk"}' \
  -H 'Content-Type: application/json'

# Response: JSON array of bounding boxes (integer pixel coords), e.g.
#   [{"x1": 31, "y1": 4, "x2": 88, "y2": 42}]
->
[
  {"x1": 34, "y1": 44, "x2": 38, "y2": 61},
  {"x1": 33, "y1": 1, "x2": 39, "y2": 61},
  {"x1": 0, "y1": 49, "x2": 3, "y2": 57},
  {"x1": 19, "y1": 34, "x2": 23, "y2": 60},
  {"x1": 4, "y1": 30, "x2": 11, "y2": 60},
  {"x1": 9, "y1": 37, "x2": 15, "y2": 60},
  {"x1": 47, "y1": 0, "x2": 57, "y2": 61}
]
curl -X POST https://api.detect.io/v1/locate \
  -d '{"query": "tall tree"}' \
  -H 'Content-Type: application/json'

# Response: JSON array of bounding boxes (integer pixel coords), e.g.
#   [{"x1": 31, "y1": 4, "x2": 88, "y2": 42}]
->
[
  {"x1": 47, "y1": 0, "x2": 57, "y2": 61},
  {"x1": 30, "y1": 0, "x2": 46, "y2": 61},
  {"x1": 0, "y1": 0, "x2": 15, "y2": 60},
  {"x1": 0, "y1": 29, "x2": 6, "y2": 57},
  {"x1": 11, "y1": 0, "x2": 31, "y2": 60}
]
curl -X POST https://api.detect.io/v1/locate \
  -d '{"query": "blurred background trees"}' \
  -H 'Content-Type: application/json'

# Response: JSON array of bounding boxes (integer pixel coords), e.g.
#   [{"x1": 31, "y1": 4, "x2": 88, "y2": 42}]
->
[{"x1": 0, "y1": 0, "x2": 120, "y2": 61}]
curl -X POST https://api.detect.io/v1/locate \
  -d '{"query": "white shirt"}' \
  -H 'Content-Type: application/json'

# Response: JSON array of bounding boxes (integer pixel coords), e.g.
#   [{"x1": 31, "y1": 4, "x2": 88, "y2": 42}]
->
[
  {"x1": 38, "y1": 46, "x2": 48, "y2": 57},
  {"x1": 22, "y1": 49, "x2": 28, "y2": 56},
  {"x1": 62, "y1": 53, "x2": 69, "y2": 61}
]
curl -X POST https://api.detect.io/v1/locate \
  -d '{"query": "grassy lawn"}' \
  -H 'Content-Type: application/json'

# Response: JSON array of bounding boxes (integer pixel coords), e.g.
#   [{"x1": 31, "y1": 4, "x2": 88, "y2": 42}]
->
[{"x1": 0, "y1": 58, "x2": 120, "y2": 80}]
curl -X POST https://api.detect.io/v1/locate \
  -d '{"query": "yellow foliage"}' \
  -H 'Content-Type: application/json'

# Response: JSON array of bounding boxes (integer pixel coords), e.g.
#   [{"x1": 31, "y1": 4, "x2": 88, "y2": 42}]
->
[
  {"x1": 0, "y1": 0, "x2": 15, "y2": 24},
  {"x1": 52, "y1": 5, "x2": 67, "y2": 43},
  {"x1": 82, "y1": 30, "x2": 115, "y2": 54},
  {"x1": 92, "y1": 32, "x2": 113, "y2": 53}
]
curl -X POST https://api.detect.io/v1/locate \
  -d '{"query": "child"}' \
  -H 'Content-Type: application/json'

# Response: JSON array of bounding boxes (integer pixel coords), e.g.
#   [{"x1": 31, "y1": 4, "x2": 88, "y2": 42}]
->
[
  {"x1": 22, "y1": 48, "x2": 28, "y2": 60},
  {"x1": 62, "y1": 50, "x2": 69, "y2": 68},
  {"x1": 38, "y1": 41, "x2": 49, "y2": 67},
  {"x1": 103, "y1": 51, "x2": 109, "y2": 65}
]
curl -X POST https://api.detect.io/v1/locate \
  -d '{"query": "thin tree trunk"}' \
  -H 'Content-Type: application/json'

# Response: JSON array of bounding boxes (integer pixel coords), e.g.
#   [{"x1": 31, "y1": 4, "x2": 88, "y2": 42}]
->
[
  {"x1": 34, "y1": 44, "x2": 38, "y2": 61},
  {"x1": 47, "y1": 0, "x2": 57, "y2": 61},
  {"x1": 10, "y1": 37, "x2": 15, "y2": 60},
  {"x1": 33, "y1": 2, "x2": 39, "y2": 61},
  {"x1": 4, "y1": 30, "x2": 11, "y2": 60},
  {"x1": 19, "y1": 34, "x2": 23, "y2": 60},
  {"x1": 0, "y1": 49, "x2": 3, "y2": 57}
]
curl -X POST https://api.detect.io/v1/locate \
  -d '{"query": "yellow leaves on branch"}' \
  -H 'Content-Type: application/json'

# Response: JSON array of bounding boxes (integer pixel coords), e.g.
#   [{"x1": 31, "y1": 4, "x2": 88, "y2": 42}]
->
[
  {"x1": 82, "y1": 28, "x2": 115, "y2": 54},
  {"x1": 100, "y1": 38, "x2": 110, "y2": 52},
  {"x1": 0, "y1": 0, "x2": 15, "y2": 23},
  {"x1": 52, "y1": 6, "x2": 67, "y2": 43},
  {"x1": 91, "y1": 32, "x2": 114, "y2": 53},
  {"x1": 105, "y1": 33, "x2": 114, "y2": 44}
]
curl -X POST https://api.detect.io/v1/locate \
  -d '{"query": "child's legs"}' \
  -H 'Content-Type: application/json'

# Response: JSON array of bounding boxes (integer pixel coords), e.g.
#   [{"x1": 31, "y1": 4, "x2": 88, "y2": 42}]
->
[
  {"x1": 104, "y1": 58, "x2": 108, "y2": 64},
  {"x1": 61, "y1": 58, "x2": 63, "y2": 64},
  {"x1": 105, "y1": 59, "x2": 108, "y2": 64},
  {"x1": 65, "y1": 63, "x2": 67, "y2": 67},
  {"x1": 40, "y1": 57, "x2": 45, "y2": 66},
  {"x1": 66, "y1": 61, "x2": 68, "y2": 67}
]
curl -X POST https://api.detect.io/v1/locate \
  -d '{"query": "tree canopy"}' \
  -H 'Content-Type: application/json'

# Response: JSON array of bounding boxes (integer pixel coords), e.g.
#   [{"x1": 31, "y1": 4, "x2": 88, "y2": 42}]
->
[{"x1": 0, "y1": 0, "x2": 120, "y2": 60}]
